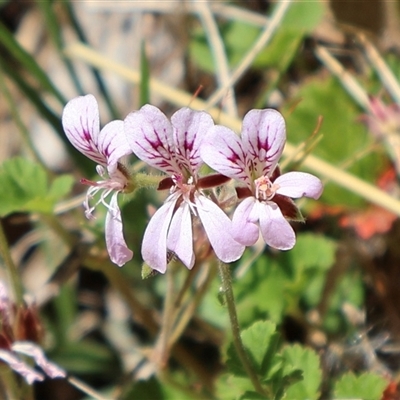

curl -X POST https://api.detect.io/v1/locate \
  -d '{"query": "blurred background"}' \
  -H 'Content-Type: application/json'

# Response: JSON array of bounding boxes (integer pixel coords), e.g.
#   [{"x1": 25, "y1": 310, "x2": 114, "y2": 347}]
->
[{"x1": 1, "y1": 1, "x2": 400, "y2": 399}]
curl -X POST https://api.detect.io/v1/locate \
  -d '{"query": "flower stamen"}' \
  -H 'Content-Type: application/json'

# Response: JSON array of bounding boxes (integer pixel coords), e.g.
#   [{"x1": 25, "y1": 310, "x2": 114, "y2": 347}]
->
[{"x1": 254, "y1": 176, "x2": 279, "y2": 201}]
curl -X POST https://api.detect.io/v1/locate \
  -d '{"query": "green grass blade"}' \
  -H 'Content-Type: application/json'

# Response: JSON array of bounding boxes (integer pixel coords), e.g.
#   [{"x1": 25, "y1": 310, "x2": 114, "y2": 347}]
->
[
  {"x1": 0, "y1": 60, "x2": 93, "y2": 174},
  {"x1": 63, "y1": 0, "x2": 120, "y2": 119},
  {"x1": 36, "y1": 0, "x2": 85, "y2": 96},
  {"x1": 0, "y1": 21, "x2": 66, "y2": 104},
  {"x1": 139, "y1": 41, "x2": 150, "y2": 107}
]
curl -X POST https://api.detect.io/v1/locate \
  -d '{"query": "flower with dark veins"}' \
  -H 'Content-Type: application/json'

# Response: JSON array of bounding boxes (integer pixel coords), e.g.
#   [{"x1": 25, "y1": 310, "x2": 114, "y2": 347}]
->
[
  {"x1": 201, "y1": 109, "x2": 323, "y2": 250},
  {"x1": 124, "y1": 105, "x2": 244, "y2": 273},
  {"x1": 62, "y1": 94, "x2": 134, "y2": 266}
]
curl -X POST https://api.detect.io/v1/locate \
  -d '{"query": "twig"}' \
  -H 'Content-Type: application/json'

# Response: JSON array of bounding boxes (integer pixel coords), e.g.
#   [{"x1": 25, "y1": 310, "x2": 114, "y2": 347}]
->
[
  {"x1": 68, "y1": 375, "x2": 111, "y2": 400},
  {"x1": 83, "y1": 2, "x2": 269, "y2": 27},
  {"x1": 205, "y1": 0, "x2": 292, "y2": 110},
  {"x1": 358, "y1": 33, "x2": 400, "y2": 106},
  {"x1": 195, "y1": 2, "x2": 237, "y2": 117},
  {"x1": 314, "y1": 45, "x2": 371, "y2": 111}
]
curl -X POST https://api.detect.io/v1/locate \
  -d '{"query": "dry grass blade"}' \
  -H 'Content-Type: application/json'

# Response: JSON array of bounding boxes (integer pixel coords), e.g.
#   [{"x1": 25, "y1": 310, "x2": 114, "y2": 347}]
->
[
  {"x1": 315, "y1": 45, "x2": 371, "y2": 111},
  {"x1": 194, "y1": 2, "x2": 237, "y2": 117},
  {"x1": 204, "y1": 0, "x2": 292, "y2": 110},
  {"x1": 65, "y1": 42, "x2": 400, "y2": 217},
  {"x1": 83, "y1": 2, "x2": 269, "y2": 27},
  {"x1": 358, "y1": 33, "x2": 400, "y2": 106}
]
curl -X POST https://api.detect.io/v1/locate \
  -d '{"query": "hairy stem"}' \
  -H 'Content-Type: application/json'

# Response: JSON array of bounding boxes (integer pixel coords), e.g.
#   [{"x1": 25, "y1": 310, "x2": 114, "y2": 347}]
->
[{"x1": 218, "y1": 261, "x2": 266, "y2": 396}]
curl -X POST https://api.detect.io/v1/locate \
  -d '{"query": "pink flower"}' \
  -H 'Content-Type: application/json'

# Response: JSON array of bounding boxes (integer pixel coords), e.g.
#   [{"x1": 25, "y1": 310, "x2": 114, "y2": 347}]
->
[
  {"x1": 361, "y1": 97, "x2": 400, "y2": 139},
  {"x1": 360, "y1": 97, "x2": 400, "y2": 172},
  {"x1": 201, "y1": 109, "x2": 323, "y2": 250},
  {"x1": 0, "y1": 281, "x2": 66, "y2": 384},
  {"x1": 124, "y1": 105, "x2": 245, "y2": 273},
  {"x1": 62, "y1": 94, "x2": 133, "y2": 266}
]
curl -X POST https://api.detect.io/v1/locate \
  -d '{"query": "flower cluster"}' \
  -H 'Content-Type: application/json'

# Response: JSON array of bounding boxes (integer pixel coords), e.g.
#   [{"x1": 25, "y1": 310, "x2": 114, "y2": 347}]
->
[
  {"x1": 62, "y1": 95, "x2": 323, "y2": 273},
  {"x1": 62, "y1": 95, "x2": 134, "y2": 267}
]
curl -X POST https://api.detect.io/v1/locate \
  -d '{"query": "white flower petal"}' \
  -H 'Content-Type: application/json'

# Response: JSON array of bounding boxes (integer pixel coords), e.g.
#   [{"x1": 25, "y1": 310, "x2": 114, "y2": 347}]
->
[
  {"x1": 124, "y1": 105, "x2": 180, "y2": 175},
  {"x1": 105, "y1": 195, "x2": 133, "y2": 267},
  {"x1": 62, "y1": 94, "x2": 105, "y2": 165},
  {"x1": 98, "y1": 120, "x2": 132, "y2": 172},
  {"x1": 259, "y1": 202, "x2": 295, "y2": 250},
  {"x1": 171, "y1": 108, "x2": 214, "y2": 175},
  {"x1": 12, "y1": 341, "x2": 66, "y2": 379},
  {"x1": 0, "y1": 349, "x2": 44, "y2": 384},
  {"x1": 167, "y1": 203, "x2": 195, "y2": 269},
  {"x1": 196, "y1": 195, "x2": 245, "y2": 263},
  {"x1": 231, "y1": 197, "x2": 260, "y2": 246},
  {"x1": 241, "y1": 109, "x2": 286, "y2": 176},
  {"x1": 274, "y1": 172, "x2": 323, "y2": 199},
  {"x1": 201, "y1": 125, "x2": 251, "y2": 185},
  {"x1": 142, "y1": 199, "x2": 177, "y2": 273}
]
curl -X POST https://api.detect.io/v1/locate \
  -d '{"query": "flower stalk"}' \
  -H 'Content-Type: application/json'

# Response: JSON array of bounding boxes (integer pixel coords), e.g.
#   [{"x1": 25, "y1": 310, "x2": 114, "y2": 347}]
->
[
  {"x1": 218, "y1": 261, "x2": 267, "y2": 397},
  {"x1": 154, "y1": 264, "x2": 177, "y2": 368}
]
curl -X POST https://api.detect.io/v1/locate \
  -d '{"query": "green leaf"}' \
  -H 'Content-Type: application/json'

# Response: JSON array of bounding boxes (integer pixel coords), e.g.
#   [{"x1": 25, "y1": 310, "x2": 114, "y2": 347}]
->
[
  {"x1": 0, "y1": 158, "x2": 73, "y2": 216},
  {"x1": 197, "y1": 279, "x2": 229, "y2": 329},
  {"x1": 224, "y1": 21, "x2": 261, "y2": 68},
  {"x1": 48, "y1": 174, "x2": 75, "y2": 200},
  {"x1": 236, "y1": 256, "x2": 289, "y2": 325},
  {"x1": 253, "y1": 0, "x2": 327, "y2": 71},
  {"x1": 241, "y1": 391, "x2": 267, "y2": 400},
  {"x1": 333, "y1": 372, "x2": 387, "y2": 400},
  {"x1": 236, "y1": 234, "x2": 337, "y2": 325},
  {"x1": 286, "y1": 233, "x2": 337, "y2": 273},
  {"x1": 282, "y1": 345, "x2": 322, "y2": 400},
  {"x1": 282, "y1": 233, "x2": 337, "y2": 309},
  {"x1": 284, "y1": 76, "x2": 384, "y2": 208},
  {"x1": 0, "y1": 157, "x2": 49, "y2": 216},
  {"x1": 280, "y1": 1, "x2": 326, "y2": 32},
  {"x1": 253, "y1": 31, "x2": 303, "y2": 70},
  {"x1": 243, "y1": 320, "x2": 280, "y2": 376},
  {"x1": 216, "y1": 374, "x2": 254, "y2": 400},
  {"x1": 226, "y1": 321, "x2": 280, "y2": 377}
]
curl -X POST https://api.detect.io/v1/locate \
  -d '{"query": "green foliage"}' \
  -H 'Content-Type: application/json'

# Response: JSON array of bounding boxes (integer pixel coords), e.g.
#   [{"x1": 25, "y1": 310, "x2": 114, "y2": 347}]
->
[
  {"x1": 219, "y1": 321, "x2": 322, "y2": 400},
  {"x1": 282, "y1": 345, "x2": 322, "y2": 400},
  {"x1": 322, "y1": 270, "x2": 364, "y2": 334},
  {"x1": 0, "y1": 1, "x2": 395, "y2": 399},
  {"x1": 0, "y1": 157, "x2": 74, "y2": 216},
  {"x1": 236, "y1": 233, "x2": 337, "y2": 325},
  {"x1": 197, "y1": 277, "x2": 230, "y2": 329},
  {"x1": 284, "y1": 76, "x2": 385, "y2": 208},
  {"x1": 333, "y1": 372, "x2": 388, "y2": 400},
  {"x1": 279, "y1": 1, "x2": 326, "y2": 33},
  {"x1": 121, "y1": 378, "x2": 165, "y2": 400},
  {"x1": 226, "y1": 321, "x2": 280, "y2": 378},
  {"x1": 52, "y1": 340, "x2": 118, "y2": 375}
]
